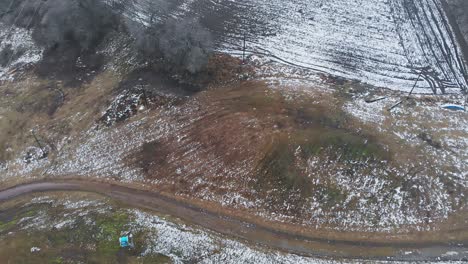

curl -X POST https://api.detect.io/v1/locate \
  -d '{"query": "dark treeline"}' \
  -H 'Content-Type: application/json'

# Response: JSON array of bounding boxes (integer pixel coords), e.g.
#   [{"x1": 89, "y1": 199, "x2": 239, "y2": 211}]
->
[
  {"x1": 128, "y1": 16, "x2": 213, "y2": 74},
  {"x1": 1, "y1": 0, "x2": 115, "y2": 52}
]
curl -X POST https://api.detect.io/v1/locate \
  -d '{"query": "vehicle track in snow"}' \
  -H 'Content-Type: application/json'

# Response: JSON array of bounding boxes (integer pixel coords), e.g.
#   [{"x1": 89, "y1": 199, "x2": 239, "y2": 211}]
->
[
  {"x1": 390, "y1": 0, "x2": 468, "y2": 94},
  {"x1": 3, "y1": 0, "x2": 466, "y2": 93},
  {"x1": 111, "y1": 0, "x2": 468, "y2": 94}
]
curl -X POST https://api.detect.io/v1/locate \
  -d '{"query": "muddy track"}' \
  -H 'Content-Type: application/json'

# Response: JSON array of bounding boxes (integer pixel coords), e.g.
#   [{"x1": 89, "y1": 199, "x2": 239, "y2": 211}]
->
[{"x1": 0, "y1": 180, "x2": 467, "y2": 261}]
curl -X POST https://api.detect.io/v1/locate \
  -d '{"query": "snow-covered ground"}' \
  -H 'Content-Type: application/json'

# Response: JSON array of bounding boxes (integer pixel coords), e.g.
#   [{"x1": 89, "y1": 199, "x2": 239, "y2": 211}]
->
[
  {"x1": 8, "y1": 195, "x2": 337, "y2": 263},
  {"x1": 111, "y1": 0, "x2": 468, "y2": 94},
  {"x1": 7, "y1": 195, "x2": 466, "y2": 263},
  {"x1": 343, "y1": 90, "x2": 467, "y2": 226},
  {"x1": 0, "y1": 0, "x2": 467, "y2": 238},
  {"x1": 2, "y1": 0, "x2": 466, "y2": 92},
  {"x1": 0, "y1": 23, "x2": 42, "y2": 81},
  {"x1": 0, "y1": 0, "x2": 468, "y2": 93},
  {"x1": 3, "y1": 73, "x2": 465, "y2": 233}
]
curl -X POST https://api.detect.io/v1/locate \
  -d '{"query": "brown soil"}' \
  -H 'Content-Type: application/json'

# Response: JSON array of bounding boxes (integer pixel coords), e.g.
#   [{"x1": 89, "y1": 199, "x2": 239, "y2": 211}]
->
[
  {"x1": 121, "y1": 81, "x2": 383, "y2": 223},
  {"x1": 130, "y1": 82, "x2": 277, "y2": 196}
]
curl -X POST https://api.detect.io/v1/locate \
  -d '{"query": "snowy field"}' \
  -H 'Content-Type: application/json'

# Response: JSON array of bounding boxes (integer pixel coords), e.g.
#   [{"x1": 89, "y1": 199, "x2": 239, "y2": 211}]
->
[
  {"x1": 0, "y1": 23, "x2": 42, "y2": 81},
  {"x1": 1, "y1": 0, "x2": 466, "y2": 93},
  {"x1": 110, "y1": 0, "x2": 468, "y2": 94},
  {"x1": 5, "y1": 195, "x2": 466, "y2": 263}
]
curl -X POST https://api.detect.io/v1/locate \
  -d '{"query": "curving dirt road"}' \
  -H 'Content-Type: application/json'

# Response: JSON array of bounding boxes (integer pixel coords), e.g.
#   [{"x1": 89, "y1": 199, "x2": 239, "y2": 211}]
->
[{"x1": 0, "y1": 180, "x2": 467, "y2": 262}]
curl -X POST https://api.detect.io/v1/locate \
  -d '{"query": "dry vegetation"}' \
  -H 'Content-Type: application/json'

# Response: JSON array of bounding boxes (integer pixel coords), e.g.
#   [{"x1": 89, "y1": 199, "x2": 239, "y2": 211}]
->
[{"x1": 0, "y1": 42, "x2": 466, "y2": 236}]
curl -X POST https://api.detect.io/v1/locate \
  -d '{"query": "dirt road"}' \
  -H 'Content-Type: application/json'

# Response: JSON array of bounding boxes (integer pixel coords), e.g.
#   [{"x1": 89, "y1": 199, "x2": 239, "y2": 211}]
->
[{"x1": 0, "y1": 180, "x2": 467, "y2": 261}]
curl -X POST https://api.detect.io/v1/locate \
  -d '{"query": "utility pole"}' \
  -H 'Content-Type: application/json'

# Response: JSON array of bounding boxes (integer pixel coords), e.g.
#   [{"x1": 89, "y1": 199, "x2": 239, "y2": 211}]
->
[
  {"x1": 242, "y1": 34, "x2": 246, "y2": 64},
  {"x1": 388, "y1": 71, "x2": 423, "y2": 112},
  {"x1": 31, "y1": 129, "x2": 46, "y2": 157},
  {"x1": 142, "y1": 89, "x2": 149, "y2": 107},
  {"x1": 406, "y1": 71, "x2": 423, "y2": 99}
]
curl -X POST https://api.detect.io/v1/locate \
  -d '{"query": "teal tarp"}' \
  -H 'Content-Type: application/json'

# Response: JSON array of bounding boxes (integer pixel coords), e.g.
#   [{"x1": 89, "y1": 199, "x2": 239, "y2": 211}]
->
[{"x1": 119, "y1": 236, "x2": 129, "y2": 247}]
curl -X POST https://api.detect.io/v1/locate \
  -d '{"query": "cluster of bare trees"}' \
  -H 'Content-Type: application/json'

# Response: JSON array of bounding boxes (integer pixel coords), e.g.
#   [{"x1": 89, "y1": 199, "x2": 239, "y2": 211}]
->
[
  {"x1": 1, "y1": 0, "x2": 115, "y2": 52},
  {"x1": 126, "y1": 11, "x2": 214, "y2": 74}
]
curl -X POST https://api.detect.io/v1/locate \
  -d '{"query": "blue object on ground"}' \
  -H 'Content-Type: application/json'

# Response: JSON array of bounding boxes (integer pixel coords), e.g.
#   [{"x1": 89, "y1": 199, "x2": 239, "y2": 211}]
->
[
  {"x1": 441, "y1": 104, "x2": 465, "y2": 111},
  {"x1": 119, "y1": 236, "x2": 129, "y2": 247}
]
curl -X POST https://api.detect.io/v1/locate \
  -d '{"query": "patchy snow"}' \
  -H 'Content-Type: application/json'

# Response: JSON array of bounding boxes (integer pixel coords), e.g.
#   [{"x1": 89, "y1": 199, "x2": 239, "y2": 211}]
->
[
  {"x1": 344, "y1": 91, "x2": 467, "y2": 229},
  {"x1": 2, "y1": 76, "x2": 465, "y2": 233},
  {"x1": 344, "y1": 97, "x2": 393, "y2": 125},
  {"x1": 53, "y1": 219, "x2": 75, "y2": 229},
  {"x1": 0, "y1": 23, "x2": 42, "y2": 81},
  {"x1": 14, "y1": 196, "x2": 330, "y2": 263},
  {"x1": 30, "y1": 247, "x2": 41, "y2": 253},
  {"x1": 9, "y1": 195, "x2": 466, "y2": 263},
  {"x1": 131, "y1": 210, "x2": 340, "y2": 264},
  {"x1": 1, "y1": 0, "x2": 467, "y2": 237},
  {"x1": 62, "y1": 199, "x2": 106, "y2": 210}
]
